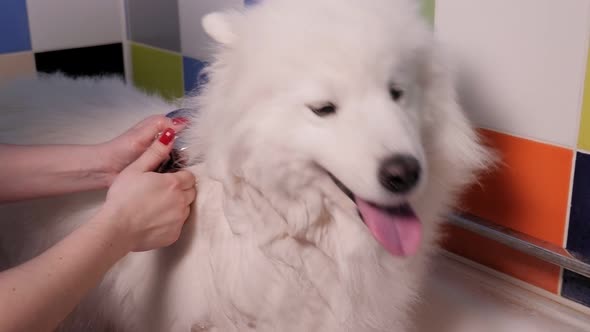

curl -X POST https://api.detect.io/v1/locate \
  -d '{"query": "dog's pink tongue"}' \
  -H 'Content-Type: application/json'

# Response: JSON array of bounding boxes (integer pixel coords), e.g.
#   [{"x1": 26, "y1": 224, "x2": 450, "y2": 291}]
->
[{"x1": 356, "y1": 199, "x2": 422, "y2": 257}]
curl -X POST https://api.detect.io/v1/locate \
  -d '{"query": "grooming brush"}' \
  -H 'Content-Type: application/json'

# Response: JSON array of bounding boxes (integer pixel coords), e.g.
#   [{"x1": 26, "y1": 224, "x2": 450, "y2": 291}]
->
[{"x1": 156, "y1": 108, "x2": 194, "y2": 173}]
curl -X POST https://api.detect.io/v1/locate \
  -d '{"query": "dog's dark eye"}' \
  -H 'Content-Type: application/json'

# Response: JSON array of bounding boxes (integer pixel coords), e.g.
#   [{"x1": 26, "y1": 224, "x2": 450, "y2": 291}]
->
[
  {"x1": 389, "y1": 85, "x2": 404, "y2": 101},
  {"x1": 309, "y1": 102, "x2": 337, "y2": 117}
]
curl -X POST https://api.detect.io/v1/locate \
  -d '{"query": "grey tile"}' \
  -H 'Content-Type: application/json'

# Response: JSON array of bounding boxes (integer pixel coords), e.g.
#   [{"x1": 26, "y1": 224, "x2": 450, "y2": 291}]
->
[
  {"x1": 126, "y1": 0, "x2": 181, "y2": 52},
  {"x1": 562, "y1": 269, "x2": 590, "y2": 308}
]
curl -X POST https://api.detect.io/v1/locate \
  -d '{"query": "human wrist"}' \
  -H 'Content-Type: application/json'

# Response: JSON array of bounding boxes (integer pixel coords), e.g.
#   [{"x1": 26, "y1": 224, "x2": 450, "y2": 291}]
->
[
  {"x1": 90, "y1": 205, "x2": 136, "y2": 255},
  {"x1": 93, "y1": 143, "x2": 120, "y2": 187}
]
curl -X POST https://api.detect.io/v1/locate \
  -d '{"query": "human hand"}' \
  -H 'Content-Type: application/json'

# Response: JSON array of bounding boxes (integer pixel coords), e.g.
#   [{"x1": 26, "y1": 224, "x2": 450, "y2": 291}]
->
[
  {"x1": 98, "y1": 128, "x2": 197, "y2": 252},
  {"x1": 97, "y1": 115, "x2": 189, "y2": 184}
]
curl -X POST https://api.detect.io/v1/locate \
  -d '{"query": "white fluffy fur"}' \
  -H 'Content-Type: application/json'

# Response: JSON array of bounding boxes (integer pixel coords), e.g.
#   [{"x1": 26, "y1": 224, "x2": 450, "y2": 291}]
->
[{"x1": 0, "y1": 0, "x2": 491, "y2": 331}]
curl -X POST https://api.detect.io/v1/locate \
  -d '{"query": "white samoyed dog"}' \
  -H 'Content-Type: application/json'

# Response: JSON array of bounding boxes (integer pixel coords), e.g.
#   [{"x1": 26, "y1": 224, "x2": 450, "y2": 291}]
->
[{"x1": 0, "y1": 0, "x2": 491, "y2": 331}]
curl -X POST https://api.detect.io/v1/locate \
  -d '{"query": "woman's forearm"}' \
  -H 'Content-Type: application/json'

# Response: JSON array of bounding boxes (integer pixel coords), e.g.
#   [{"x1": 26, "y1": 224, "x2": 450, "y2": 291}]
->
[
  {"x1": 0, "y1": 144, "x2": 114, "y2": 202},
  {"x1": 0, "y1": 209, "x2": 130, "y2": 332}
]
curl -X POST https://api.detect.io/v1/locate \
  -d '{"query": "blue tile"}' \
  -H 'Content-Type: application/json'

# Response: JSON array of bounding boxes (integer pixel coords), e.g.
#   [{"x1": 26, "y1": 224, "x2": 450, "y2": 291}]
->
[
  {"x1": 566, "y1": 152, "x2": 590, "y2": 262},
  {"x1": 0, "y1": 0, "x2": 32, "y2": 53},
  {"x1": 562, "y1": 269, "x2": 590, "y2": 308},
  {"x1": 245, "y1": 0, "x2": 260, "y2": 6},
  {"x1": 183, "y1": 57, "x2": 208, "y2": 95}
]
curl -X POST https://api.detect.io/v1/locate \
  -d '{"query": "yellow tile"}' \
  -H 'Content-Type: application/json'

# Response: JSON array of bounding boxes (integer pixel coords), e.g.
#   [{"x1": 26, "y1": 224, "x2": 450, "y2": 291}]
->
[
  {"x1": 131, "y1": 43, "x2": 183, "y2": 101},
  {"x1": 421, "y1": 0, "x2": 435, "y2": 25},
  {"x1": 577, "y1": 47, "x2": 590, "y2": 150}
]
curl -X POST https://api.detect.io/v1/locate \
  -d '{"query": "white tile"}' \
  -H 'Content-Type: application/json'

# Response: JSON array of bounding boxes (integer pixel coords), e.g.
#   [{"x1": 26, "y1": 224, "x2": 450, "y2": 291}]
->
[
  {"x1": 179, "y1": 0, "x2": 243, "y2": 60},
  {"x1": 435, "y1": 0, "x2": 590, "y2": 147},
  {"x1": 27, "y1": 0, "x2": 124, "y2": 52}
]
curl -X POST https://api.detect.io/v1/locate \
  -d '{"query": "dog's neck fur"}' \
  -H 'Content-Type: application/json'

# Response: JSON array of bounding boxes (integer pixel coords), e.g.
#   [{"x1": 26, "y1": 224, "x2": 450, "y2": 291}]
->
[
  {"x1": 186, "y1": 156, "x2": 425, "y2": 331},
  {"x1": 215, "y1": 154, "x2": 341, "y2": 258}
]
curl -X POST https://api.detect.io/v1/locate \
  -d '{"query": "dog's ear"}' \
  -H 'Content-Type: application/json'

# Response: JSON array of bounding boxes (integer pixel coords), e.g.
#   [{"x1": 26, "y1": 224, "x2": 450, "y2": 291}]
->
[{"x1": 202, "y1": 11, "x2": 240, "y2": 45}]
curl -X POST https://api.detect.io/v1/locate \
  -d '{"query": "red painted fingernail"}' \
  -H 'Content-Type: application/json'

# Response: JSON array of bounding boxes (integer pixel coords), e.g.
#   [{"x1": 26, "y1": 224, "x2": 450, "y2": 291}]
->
[
  {"x1": 159, "y1": 128, "x2": 175, "y2": 145},
  {"x1": 172, "y1": 117, "x2": 189, "y2": 125}
]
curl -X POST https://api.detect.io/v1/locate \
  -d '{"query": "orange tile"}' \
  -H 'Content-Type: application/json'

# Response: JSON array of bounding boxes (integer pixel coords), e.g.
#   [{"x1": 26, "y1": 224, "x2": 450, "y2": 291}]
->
[
  {"x1": 0, "y1": 52, "x2": 36, "y2": 84},
  {"x1": 458, "y1": 129, "x2": 573, "y2": 247},
  {"x1": 442, "y1": 224, "x2": 561, "y2": 293}
]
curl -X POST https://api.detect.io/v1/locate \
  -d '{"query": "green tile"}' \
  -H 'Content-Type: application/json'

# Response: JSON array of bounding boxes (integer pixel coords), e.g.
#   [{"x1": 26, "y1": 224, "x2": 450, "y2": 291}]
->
[
  {"x1": 130, "y1": 42, "x2": 183, "y2": 100},
  {"x1": 421, "y1": 0, "x2": 435, "y2": 25}
]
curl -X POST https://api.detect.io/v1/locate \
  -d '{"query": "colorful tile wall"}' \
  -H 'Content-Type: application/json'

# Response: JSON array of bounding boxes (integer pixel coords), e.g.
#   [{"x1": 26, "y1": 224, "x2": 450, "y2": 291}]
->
[
  {"x1": 125, "y1": 0, "x2": 243, "y2": 98},
  {"x1": 0, "y1": 0, "x2": 126, "y2": 87},
  {"x1": 3, "y1": 0, "x2": 590, "y2": 312},
  {"x1": 572, "y1": 37, "x2": 590, "y2": 310},
  {"x1": 432, "y1": 0, "x2": 590, "y2": 309},
  {"x1": 0, "y1": 0, "x2": 237, "y2": 93},
  {"x1": 569, "y1": 16, "x2": 590, "y2": 310}
]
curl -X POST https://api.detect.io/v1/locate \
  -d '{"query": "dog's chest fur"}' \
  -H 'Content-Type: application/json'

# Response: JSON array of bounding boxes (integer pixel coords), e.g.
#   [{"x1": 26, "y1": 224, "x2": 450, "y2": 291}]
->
[{"x1": 108, "y1": 170, "x2": 426, "y2": 332}]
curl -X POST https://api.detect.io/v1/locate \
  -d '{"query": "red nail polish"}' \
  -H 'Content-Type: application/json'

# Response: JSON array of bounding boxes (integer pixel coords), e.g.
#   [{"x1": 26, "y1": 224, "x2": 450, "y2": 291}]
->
[
  {"x1": 172, "y1": 117, "x2": 189, "y2": 125},
  {"x1": 159, "y1": 128, "x2": 175, "y2": 145}
]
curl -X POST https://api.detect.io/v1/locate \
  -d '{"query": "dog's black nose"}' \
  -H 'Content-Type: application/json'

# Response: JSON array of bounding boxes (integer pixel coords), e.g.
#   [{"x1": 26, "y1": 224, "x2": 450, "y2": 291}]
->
[{"x1": 378, "y1": 154, "x2": 421, "y2": 194}]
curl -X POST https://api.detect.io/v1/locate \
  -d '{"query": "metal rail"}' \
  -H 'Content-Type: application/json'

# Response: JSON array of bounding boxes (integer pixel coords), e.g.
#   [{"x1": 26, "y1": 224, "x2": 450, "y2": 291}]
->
[{"x1": 446, "y1": 213, "x2": 590, "y2": 279}]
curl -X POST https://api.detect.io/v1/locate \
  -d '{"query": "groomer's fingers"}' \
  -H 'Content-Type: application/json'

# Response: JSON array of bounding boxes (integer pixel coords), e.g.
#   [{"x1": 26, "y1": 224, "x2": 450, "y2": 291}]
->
[
  {"x1": 138, "y1": 114, "x2": 188, "y2": 133},
  {"x1": 183, "y1": 187, "x2": 197, "y2": 206},
  {"x1": 125, "y1": 128, "x2": 176, "y2": 173},
  {"x1": 130, "y1": 115, "x2": 187, "y2": 149},
  {"x1": 170, "y1": 171, "x2": 197, "y2": 190}
]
